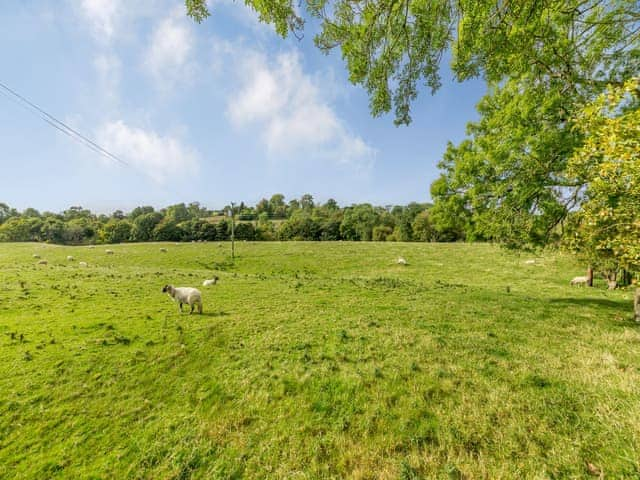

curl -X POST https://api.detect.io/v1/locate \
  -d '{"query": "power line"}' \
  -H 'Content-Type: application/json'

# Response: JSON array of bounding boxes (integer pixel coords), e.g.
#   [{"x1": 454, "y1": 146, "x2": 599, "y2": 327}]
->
[{"x1": 0, "y1": 80, "x2": 129, "y2": 167}]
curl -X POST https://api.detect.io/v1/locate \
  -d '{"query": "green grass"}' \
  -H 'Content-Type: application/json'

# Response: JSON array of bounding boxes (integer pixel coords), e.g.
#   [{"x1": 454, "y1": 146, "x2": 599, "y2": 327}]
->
[{"x1": 1, "y1": 241, "x2": 639, "y2": 479}]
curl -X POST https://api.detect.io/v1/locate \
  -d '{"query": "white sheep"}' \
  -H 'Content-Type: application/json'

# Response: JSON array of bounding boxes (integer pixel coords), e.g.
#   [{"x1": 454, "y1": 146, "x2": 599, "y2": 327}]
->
[
  {"x1": 202, "y1": 277, "x2": 219, "y2": 287},
  {"x1": 162, "y1": 285, "x2": 203, "y2": 314},
  {"x1": 87, "y1": 245, "x2": 95, "y2": 249},
  {"x1": 79, "y1": 261, "x2": 88, "y2": 267},
  {"x1": 159, "y1": 248, "x2": 168, "y2": 253},
  {"x1": 37, "y1": 260, "x2": 48, "y2": 265},
  {"x1": 105, "y1": 249, "x2": 114, "y2": 255},
  {"x1": 32, "y1": 254, "x2": 41, "y2": 259},
  {"x1": 524, "y1": 259, "x2": 536, "y2": 265},
  {"x1": 67, "y1": 255, "x2": 74, "y2": 261},
  {"x1": 570, "y1": 276, "x2": 589, "y2": 286},
  {"x1": 397, "y1": 257, "x2": 408, "y2": 265}
]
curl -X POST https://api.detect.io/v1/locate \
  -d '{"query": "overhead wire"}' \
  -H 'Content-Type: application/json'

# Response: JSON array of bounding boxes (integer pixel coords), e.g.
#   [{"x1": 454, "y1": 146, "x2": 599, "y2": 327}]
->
[{"x1": 0, "y1": 80, "x2": 129, "y2": 167}]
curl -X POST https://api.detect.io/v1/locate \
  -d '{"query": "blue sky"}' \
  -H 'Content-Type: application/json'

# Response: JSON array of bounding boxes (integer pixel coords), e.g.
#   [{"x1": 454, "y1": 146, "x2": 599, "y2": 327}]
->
[{"x1": 0, "y1": 0, "x2": 486, "y2": 213}]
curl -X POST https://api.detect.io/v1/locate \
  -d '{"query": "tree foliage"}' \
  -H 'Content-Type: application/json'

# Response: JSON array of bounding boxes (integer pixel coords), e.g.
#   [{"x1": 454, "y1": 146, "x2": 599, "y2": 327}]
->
[
  {"x1": 186, "y1": 0, "x2": 639, "y2": 125},
  {"x1": 565, "y1": 78, "x2": 640, "y2": 272}
]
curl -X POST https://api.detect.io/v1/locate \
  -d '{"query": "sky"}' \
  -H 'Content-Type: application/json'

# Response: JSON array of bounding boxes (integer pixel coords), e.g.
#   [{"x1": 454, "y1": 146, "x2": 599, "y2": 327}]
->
[{"x1": 0, "y1": 0, "x2": 487, "y2": 214}]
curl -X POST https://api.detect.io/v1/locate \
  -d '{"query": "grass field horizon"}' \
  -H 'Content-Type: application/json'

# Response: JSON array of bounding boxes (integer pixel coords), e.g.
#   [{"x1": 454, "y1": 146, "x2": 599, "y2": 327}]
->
[{"x1": 1, "y1": 241, "x2": 639, "y2": 479}]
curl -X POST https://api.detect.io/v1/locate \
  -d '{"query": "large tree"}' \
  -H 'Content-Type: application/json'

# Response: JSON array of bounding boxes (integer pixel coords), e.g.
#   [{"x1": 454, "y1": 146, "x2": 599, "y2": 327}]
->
[
  {"x1": 186, "y1": 0, "x2": 639, "y2": 124},
  {"x1": 564, "y1": 78, "x2": 640, "y2": 280}
]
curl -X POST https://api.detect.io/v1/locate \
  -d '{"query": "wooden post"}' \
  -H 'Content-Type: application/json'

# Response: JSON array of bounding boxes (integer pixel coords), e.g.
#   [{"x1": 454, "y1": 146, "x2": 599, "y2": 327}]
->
[{"x1": 230, "y1": 202, "x2": 235, "y2": 260}]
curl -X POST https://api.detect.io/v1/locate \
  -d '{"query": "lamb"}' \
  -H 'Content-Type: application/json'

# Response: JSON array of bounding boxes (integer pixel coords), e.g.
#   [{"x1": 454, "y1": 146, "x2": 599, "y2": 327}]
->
[
  {"x1": 79, "y1": 261, "x2": 88, "y2": 267},
  {"x1": 67, "y1": 255, "x2": 74, "y2": 261},
  {"x1": 105, "y1": 249, "x2": 114, "y2": 255},
  {"x1": 570, "y1": 276, "x2": 589, "y2": 286},
  {"x1": 202, "y1": 276, "x2": 219, "y2": 287},
  {"x1": 159, "y1": 248, "x2": 168, "y2": 253},
  {"x1": 162, "y1": 285, "x2": 203, "y2": 314}
]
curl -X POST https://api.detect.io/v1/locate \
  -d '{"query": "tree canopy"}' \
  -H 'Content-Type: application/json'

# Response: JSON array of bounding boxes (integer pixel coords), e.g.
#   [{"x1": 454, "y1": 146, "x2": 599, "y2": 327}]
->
[{"x1": 186, "y1": 0, "x2": 639, "y2": 124}]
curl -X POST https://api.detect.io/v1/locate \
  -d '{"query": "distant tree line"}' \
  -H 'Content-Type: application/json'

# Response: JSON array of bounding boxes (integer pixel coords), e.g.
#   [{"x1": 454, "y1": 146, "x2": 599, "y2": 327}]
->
[{"x1": 0, "y1": 195, "x2": 471, "y2": 244}]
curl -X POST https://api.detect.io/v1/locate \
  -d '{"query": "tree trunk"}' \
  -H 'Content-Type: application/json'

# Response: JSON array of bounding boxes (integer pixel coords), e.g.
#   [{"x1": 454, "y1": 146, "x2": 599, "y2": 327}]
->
[{"x1": 587, "y1": 266, "x2": 593, "y2": 287}]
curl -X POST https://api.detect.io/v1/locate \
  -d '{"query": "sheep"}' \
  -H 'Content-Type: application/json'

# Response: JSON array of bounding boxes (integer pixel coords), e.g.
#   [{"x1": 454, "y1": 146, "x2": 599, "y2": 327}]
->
[
  {"x1": 37, "y1": 260, "x2": 48, "y2": 265},
  {"x1": 159, "y1": 248, "x2": 168, "y2": 253},
  {"x1": 397, "y1": 257, "x2": 408, "y2": 265},
  {"x1": 105, "y1": 249, "x2": 114, "y2": 255},
  {"x1": 67, "y1": 255, "x2": 74, "y2": 261},
  {"x1": 87, "y1": 245, "x2": 95, "y2": 249},
  {"x1": 634, "y1": 289, "x2": 640, "y2": 323},
  {"x1": 79, "y1": 261, "x2": 88, "y2": 267},
  {"x1": 524, "y1": 259, "x2": 536, "y2": 265},
  {"x1": 202, "y1": 276, "x2": 219, "y2": 287},
  {"x1": 570, "y1": 276, "x2": 589, "y2": 286},
  {"x1": 162, "y1": 285, "x2": 203, "y2": 314},
  {"x1": 32, "y1": 254, "x2": 41, "y2": 259}
]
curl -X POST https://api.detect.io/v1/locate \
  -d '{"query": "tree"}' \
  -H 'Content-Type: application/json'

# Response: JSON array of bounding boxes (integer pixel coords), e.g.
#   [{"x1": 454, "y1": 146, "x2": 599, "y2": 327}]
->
[
  {"x1": 431, "y1": 78, "x2": 583, "y2": 247},
  {"x1": 564, "y1": 78, "x2": 640, "y2": 279},
  {"x1": 412, "y1": 210, "x2": 436, "y2": 242},
  {"x1": 269, "y1": 194, "x2": 287, "y2": 217},
  {"x1": 0, "y1": 203, "x2": 18, "y2": 224},
  {"x1": 187, "y1": 1, "x2": 639, "y2": 125},
  {"x1": 164, "y1": 203, "x2": 191, "y2": 223},
  {"x1": 129, "y1": 206, "x2": 155, "y2": 219},
  {"x1": 101, "y1": 219, "x2": 132, "y2": 244},
  {"x1": 300, "y1": 194, "x2": 315, "y2": 211},
  {"x1": 132, "y1": 212, "x2": 163, "y2": 241},
  {"x1": 340, "y1": 204, "x2": 379, "y2": 241}
]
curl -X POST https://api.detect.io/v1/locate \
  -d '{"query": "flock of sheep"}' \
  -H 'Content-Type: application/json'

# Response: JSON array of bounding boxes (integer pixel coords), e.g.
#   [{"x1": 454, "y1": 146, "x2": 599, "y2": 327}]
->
[
  {"x1": 33, "y1": 246, "x2": 219, "y2": 315},
  {"x1": 30, "y1": 246, "x2": 631, "y2": 317}
]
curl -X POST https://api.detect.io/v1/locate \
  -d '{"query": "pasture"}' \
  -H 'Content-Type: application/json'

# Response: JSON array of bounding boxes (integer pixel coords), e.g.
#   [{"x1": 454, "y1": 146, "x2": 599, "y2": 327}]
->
[{"x1": 0, "y1": 242, "x2": 639, "y2": 479}]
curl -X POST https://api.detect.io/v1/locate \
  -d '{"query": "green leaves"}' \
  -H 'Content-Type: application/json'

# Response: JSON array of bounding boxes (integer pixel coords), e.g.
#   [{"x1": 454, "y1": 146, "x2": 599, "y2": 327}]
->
[
  {"x1": 566, "y1": 78, "x2": 640, "y2": 270},
  {"x1": 187, "y1": 0, "x2": 638, "y2": 125}
]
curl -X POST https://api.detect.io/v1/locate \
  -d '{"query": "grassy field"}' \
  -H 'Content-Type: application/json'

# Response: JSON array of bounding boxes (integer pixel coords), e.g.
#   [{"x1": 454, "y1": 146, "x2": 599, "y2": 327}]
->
[{"x1": 0, "y1": 241, "x2": 639, "y2": 479}]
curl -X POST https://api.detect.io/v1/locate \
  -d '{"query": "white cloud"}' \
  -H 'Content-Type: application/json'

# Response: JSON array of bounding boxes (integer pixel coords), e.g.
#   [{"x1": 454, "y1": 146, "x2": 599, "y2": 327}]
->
[
  {"x1": 144, "y1": 9, "x2": 196, "y2": 90},
  {"x1": 227, "y1": 49, "x2": 376, "y2": 167},
  {"x1": 96, "y1": 121, "x2": 200, "y2": 183},
  {"x1": 79, "y1": 0, "x2": 124, "y2": 42},
  {"x1": 93, "y1": 53, "x2": 122, "y2": 105}
]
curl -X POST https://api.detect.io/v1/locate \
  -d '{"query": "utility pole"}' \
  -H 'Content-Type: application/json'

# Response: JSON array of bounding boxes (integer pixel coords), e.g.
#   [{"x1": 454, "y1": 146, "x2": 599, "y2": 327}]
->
[{"x1": 230, "y1": 202, "x2": 235, "y2": 260}]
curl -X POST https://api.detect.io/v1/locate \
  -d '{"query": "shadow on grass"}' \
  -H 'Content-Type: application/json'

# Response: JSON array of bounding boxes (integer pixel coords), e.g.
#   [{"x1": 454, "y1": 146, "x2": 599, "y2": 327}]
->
[
  {"x1": 548, "y1": 297, "x2": 629, "y2": 311},
  {"x1": 199, "y1": 310, "x2": 229, "y2": 318}
]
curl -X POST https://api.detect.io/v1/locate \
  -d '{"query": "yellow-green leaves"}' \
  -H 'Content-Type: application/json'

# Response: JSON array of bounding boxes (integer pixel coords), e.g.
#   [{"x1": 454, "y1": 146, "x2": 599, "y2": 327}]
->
[{"x1": 567, "y1": 78, "x2": 640, "y2": 269}]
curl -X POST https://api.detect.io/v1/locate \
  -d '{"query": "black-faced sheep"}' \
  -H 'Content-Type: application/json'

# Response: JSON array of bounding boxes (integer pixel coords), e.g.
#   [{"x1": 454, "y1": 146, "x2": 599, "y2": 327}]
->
[{"x1": 162, "y1": 285, "x2": 203, "y2": 314}]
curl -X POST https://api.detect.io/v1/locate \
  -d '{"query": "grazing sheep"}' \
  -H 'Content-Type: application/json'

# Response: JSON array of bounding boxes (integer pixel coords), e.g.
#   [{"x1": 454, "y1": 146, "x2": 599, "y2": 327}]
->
[
  {"x1": 37, "y1": 260, "x2": 48, "y2": 265},
  {"x1": 67, "y1": 255, "x2": 74, "y2": 261},
  {"x1": 105, "y1": 249, "x2": 114, "y2": 255},
  {"x1": 524, "y1": 259, "x2": 536, "y2": 265},
  {"x1": 570, "y1": 276, "x2": 589, "y2": 286},
  {"x1": 79, "y1": 261, "x2": 88, "y2": 267},
  {"x1": 162, "y1": 285, "x2": 203, "y2": 314},
  {"x1": 88, "y1": 245, "x2": 95, "y2": 249},
  {"x1": 32, "y1": 254, "x2": 41, "y2": 259},
  {"x1": 202, "y1": 276, "x2": 219, "y2": 287},
  {"x1": 397, "y1": 257, "x2": 407, "y2": 265},
  {"x1": 159, "y1": 248, "x2": 168, "y2": 253}
]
